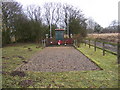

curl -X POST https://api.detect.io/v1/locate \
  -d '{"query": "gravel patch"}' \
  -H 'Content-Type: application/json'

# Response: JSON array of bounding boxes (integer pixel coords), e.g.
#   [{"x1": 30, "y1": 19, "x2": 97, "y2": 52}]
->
[{"x1": 17, "y1": 46, "x2": 100, "y2": 72}]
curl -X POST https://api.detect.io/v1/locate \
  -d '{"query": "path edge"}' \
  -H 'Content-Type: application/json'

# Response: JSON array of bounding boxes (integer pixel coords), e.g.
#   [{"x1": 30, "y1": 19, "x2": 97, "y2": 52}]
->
[
  {"x1": 73, "y1": 45, "x2": 103, "y2": 70},
  {"x1": 13, "y1": 47, "x2": 44, "y2": 71}
]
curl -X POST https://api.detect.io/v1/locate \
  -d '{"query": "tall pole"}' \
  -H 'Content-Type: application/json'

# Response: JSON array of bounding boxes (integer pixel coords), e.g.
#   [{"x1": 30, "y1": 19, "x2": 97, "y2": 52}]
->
[
  {"x1": 50, "y1": 22, "x2": 52, "y2": 38},
  {"x1": 67, "y1": 16, "x2": 69, "y2": 38},
  {"x1": 118, "y1": 26, "x2": 120, "y2": 64},
  {"x1": 50, "y1": 9, "x2": 52, "y2": 38},
  {"x1": 118, "y1": 2, "x2": 120, "y2": 64}
]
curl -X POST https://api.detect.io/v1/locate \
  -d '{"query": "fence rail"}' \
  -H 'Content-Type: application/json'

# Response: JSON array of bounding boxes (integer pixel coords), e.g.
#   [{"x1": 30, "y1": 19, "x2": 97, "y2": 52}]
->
[{"x1": 84, "y1": 39, "x2": 118, "y2": 56}]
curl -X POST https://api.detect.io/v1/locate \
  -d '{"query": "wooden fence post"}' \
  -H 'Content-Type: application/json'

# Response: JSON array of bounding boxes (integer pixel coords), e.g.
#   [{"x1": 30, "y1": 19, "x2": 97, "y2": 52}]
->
[
  {"x1": 94, "y1": 40, "x2": 96, "y2": 51},
  {"x1": 103, "y1": 42, "x2": 105, "y2": 56},
  {"x1": 89, "y1": 39, "x2": 90, "y2": 48}
]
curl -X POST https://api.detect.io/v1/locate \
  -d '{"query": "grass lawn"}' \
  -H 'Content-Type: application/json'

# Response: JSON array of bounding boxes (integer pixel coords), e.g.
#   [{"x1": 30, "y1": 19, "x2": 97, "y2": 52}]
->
[{"x1": 2, "y1": 43, "x2": 119, "y2": 88}]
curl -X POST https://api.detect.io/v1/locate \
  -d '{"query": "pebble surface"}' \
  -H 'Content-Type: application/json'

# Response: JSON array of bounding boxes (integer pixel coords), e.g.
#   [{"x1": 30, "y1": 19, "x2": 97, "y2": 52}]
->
[{"x1": 18, "y1": 46, "x2": 100, "y2": 72}]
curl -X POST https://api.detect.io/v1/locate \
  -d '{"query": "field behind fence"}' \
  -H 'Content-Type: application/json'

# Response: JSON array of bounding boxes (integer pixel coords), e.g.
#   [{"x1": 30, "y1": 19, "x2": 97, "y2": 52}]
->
[{"x1": 87, "y1": 33, "x2": 118, "y2": 43}]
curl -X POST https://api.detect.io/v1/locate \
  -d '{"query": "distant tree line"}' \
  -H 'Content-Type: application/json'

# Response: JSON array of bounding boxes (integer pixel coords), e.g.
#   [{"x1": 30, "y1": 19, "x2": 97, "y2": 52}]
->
[
  {"x1": 86, "y1": 18, "x2": 118, "y2": 34},
  {"x1": 101, "y1": 20, "x2": 118, "y2": 33}
]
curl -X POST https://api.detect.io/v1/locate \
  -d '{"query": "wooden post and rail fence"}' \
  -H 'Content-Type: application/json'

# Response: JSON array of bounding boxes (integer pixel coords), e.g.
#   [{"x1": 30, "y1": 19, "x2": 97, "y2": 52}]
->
[{"x1": 83, "y1": 39, "x2": 118, "y2": 56}]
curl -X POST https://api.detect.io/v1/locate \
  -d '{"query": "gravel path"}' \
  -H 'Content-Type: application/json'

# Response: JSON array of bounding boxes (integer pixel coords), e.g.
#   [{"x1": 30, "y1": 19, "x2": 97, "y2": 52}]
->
[{"x1": 18, "y1": 46, "x2": 100, "y2": 72}]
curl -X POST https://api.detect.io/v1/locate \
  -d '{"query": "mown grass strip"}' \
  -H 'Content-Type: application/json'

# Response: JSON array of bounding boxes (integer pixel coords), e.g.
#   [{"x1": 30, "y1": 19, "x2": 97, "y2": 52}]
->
[{"x1": 84, "y1": 41, "x2": 117, "y2": 55}]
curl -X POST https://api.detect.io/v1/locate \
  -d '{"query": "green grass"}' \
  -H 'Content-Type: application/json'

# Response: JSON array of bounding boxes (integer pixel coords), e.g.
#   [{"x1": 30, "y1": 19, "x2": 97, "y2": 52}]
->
[
  {"x1": 84, "y1": 43, "x2": 117, "y2": 55},
  {"x1": 2, "y1": 43, "x2": 42, "y2": 88},
  {"x1": 2, "y1": 43, "x2": 119, "y2": 88},
  {"x1": 2, "y1": 43, "x2": 42, "y2": 72}
]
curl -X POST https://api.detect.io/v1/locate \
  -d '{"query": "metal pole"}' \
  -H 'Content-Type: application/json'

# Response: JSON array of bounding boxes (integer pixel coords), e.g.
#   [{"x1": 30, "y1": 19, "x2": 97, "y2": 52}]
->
[
  {"x1": 50, "y1": 10, "x2": 52, "y2": 38},
  {"x1": 44, "y1": 39, "x2": 46, "y2": 47},
  {"x1": 67, "y1": 16, "x2": 69, "y2": 38},
  {"x1": 118, "y1": 24, "x2": 120, "y2": 64},
  {"x1": 42, "y1": 40, "x2": 43, "y2": 47},
  {"x1": 118, "y1": 2, "x2": 120, "y2": 64},
  {"x1": 50, "y1": 22, "x2": 52, "y2": 38}
]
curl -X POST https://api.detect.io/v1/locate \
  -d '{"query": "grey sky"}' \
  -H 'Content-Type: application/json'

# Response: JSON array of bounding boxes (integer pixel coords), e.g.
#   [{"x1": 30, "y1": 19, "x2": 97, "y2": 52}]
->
[{"x1": 16, "y1": 0, "x2": 119, "y2": 28}]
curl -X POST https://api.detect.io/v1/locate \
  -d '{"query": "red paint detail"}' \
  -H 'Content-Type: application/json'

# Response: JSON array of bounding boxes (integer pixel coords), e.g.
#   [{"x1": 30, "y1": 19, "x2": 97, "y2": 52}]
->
[
  {"x1": 55, "y1": 29, "x2": 65, "y2": 31},
  {"x1": 47, "y1": 38, "x2": 74, "y2": 45}
]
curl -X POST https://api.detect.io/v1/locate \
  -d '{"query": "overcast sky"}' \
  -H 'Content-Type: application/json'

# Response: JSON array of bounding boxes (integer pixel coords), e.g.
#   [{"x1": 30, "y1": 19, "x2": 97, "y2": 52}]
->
[{"x1": 16, "y1": 0, "x2": 119, "y2": 28}]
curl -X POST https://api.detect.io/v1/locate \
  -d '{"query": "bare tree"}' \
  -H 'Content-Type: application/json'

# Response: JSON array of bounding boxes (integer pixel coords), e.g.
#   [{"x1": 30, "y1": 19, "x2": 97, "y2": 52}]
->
[
  {"x1": 27, "y1": 5, "x2": 41, "y2": 22},
  {"x1": 63, "y1": 4, "x2": 84, "y2": 37},
  {"x1": 86, "y1": 18, "x2": 96, "y2": 32},
  {"x1": 43, "y1": 2, "x2": 64, "y2": 37},
  {"x1": 109, "y1": 20, "x2": 118, "y2": 30}
]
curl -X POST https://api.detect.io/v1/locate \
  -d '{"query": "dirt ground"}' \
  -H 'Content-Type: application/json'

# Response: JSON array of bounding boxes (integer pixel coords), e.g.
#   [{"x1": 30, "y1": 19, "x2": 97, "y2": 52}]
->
[{"x1": 17, "y1": 46, "x2": 100, "y2": 72}]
